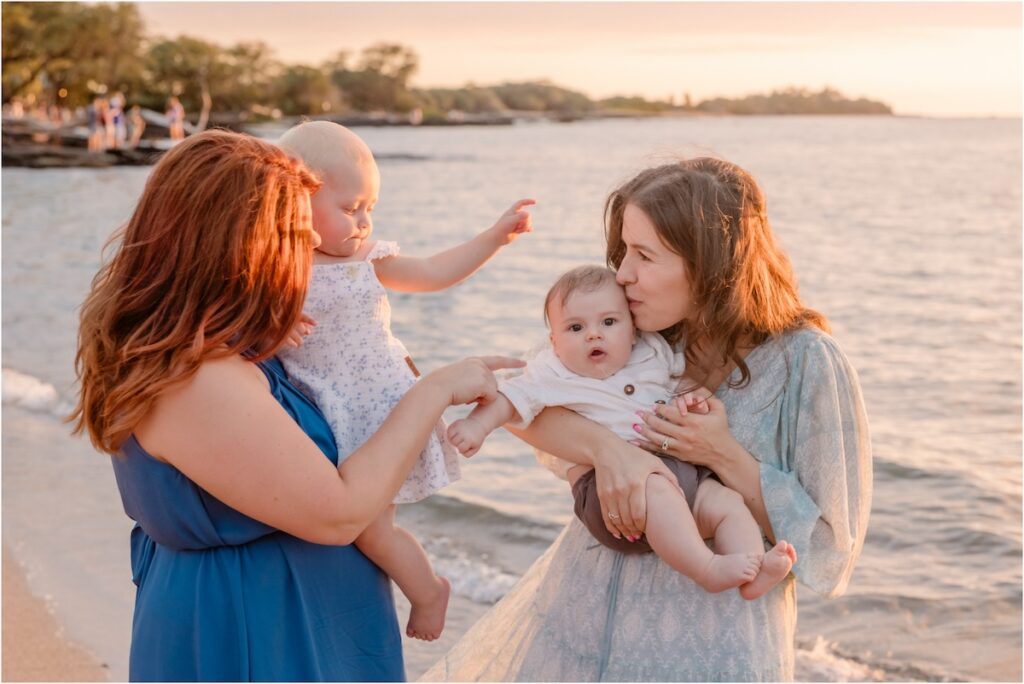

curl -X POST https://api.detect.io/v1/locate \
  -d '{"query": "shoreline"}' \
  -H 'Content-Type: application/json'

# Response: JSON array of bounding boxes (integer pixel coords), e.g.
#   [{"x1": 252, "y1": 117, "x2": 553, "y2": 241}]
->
[{"x1": 2, "y1": 545, "x2": 110, "y2": 682}]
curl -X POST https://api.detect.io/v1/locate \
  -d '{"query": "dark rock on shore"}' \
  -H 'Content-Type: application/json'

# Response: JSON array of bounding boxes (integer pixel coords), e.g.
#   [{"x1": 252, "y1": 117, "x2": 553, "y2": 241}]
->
[{"x1": 2, "y1": 141, "x2": 166, "y2": 168}]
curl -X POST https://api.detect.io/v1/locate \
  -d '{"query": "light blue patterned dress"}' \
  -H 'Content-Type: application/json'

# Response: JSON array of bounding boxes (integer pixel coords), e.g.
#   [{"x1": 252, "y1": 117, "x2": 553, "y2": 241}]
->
[
  {"x1": 422, "y1": 327, "x2": 872, "y2": 682},
  {"x1": 279, "y1": 240, "x2": 460, "y2": 504}
]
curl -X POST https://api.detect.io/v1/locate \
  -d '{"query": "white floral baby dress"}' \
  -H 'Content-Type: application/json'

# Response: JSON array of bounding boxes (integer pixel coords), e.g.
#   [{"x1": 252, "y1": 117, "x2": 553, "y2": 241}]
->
[{"x1": 278, "y1": 240, "x2": 460, "y2": 503}]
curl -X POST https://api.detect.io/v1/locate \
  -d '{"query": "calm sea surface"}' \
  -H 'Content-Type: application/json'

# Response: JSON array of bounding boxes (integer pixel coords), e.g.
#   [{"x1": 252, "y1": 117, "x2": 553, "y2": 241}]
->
[{"x1": 3, "y1": 116, "x2": 1021, "y2": 681}]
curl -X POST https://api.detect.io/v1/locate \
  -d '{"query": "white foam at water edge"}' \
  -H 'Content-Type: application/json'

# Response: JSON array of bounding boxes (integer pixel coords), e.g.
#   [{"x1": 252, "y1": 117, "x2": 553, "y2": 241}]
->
[
  {"x1": 795, "y1": 636, "x2": 892, "y2": 682},
  {"x1": 2, "y1": 368, "x2": 73, "y2": 417},
  {"x1": 422, "y1": 537, "x2": 519, "y2": 605}
]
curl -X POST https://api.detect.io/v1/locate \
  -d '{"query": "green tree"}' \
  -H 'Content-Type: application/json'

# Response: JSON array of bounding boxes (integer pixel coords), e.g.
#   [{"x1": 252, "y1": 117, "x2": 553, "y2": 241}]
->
[
  {"x1": 272, "y1": 64, "x2": 337, "y2": 115},
  {"x1": 143, "y1": 36, "x2": 223, "y2": 125},
  {"x1": 2, "y1": 2, "x2": 146, "y2": 107},
  {"x1": 492, "y1": 81, "x2": 593, "y2": 114},
  {"x1": 215, "y1": 42, "x2": 279, "y2": 113},
  {"x1": 331, "y1": 43, "x2": 419, "y2": 112},
  {"x1": 414, "y1": 86, "x2": 506, "y2": 114}
]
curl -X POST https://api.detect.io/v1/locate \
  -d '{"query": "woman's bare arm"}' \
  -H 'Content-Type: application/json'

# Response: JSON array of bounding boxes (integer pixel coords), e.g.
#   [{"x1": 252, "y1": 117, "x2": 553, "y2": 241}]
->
[{"x1": 137, "y1": 355, "x2": 518, "y2": 545}]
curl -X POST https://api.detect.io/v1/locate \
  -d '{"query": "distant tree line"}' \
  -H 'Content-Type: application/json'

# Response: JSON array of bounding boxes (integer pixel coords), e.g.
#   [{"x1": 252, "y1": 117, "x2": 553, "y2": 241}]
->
[
  {"x1": 1, "y1": 3, "x2": 892, "y2": 120},
  {"x1": 693, "y1": 87, "x2": 891, "y2": 115}
]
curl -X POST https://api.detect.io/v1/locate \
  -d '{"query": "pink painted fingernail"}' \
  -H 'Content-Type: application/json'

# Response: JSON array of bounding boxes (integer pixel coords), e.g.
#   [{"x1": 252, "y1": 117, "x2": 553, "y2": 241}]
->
[
  {"x1": 635, "y1": 410, "x2": 645, "y2": 417},
  {"x1": 632, "y1": 423, "x2": 642, "y2": 433}
]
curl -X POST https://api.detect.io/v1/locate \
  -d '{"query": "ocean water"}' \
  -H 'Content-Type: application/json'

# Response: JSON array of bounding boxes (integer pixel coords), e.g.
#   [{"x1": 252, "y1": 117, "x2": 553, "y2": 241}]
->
[{"x1": 2, "y1": 116, "x2": 1020, "y2": 681}]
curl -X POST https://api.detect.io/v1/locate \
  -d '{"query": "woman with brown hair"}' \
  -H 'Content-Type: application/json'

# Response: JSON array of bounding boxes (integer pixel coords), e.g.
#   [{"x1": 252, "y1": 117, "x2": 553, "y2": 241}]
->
[
  {"x1": 70, "y1": 129, "x2": 520, "y2": 681},
  {"x1": 425, "y1": 158, "x2": 871, "y2": 681}
]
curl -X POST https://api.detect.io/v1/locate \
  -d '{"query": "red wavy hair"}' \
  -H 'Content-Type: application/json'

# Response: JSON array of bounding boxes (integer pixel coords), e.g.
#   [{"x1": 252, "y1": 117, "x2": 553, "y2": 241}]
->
[
  {"x1": 70, "y1": 129, "x2": 321, "y2": 454},
  {"x1": 605, "y1": 157, "x2": 828, "y2": 388}
]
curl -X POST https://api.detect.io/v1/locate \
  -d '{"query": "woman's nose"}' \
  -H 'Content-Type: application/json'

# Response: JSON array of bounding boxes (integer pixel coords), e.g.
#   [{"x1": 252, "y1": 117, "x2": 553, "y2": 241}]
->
[{"x1": 615, "y1": 260, "x2": 635, "y2": 285}]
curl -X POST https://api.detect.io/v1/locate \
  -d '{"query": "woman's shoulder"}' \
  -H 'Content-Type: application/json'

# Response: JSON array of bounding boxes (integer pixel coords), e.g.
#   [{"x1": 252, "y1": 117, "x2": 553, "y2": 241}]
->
[
  {"x1": 135, "y1": 356, "x2": 270, "y2": 454},
  {"x1": 775, "y1": 325, "x2": 843, "y2": 356},
  {"x1": 751, "y1": 326, "x2": 854, "y2": 382}
]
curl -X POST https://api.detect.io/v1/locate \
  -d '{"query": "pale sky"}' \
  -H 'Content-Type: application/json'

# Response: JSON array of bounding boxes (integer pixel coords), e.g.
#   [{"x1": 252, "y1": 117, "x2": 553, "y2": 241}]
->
[{"x1": 138, "y1": 2, "x2": 1022, "y2": 117}]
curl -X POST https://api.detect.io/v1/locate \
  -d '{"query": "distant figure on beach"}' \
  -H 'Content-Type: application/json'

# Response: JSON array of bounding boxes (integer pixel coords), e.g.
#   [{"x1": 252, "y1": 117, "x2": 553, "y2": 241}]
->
[
  {"x1": 165, "y1": 95, "x2": 185, "y2": 141},
  {"x1": 127, "y1": 105, "x2": 145, "y2": 148},
  {"x1": 86, "y1": 97, "x2": 106, "y2": 153},
  {"x1": 448, "y1": 265, "x2": 796, "y2": 599},
  {"x1": 69, "y1": 129, "x2": 522, "y2": 680},
  {"x1": 426, "y1": 157, "x2": 872, "y2": 681},
  {"x1": 276, "y1": 120, "x2": 534, "y2": 641},
  {"x1": 108, "y1": 91, "x2": 126, "y2": 148}
]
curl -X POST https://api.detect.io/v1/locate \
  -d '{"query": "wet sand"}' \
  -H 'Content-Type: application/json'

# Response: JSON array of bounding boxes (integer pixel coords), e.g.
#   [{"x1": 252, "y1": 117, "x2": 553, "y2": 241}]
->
[{"x1": 2, "y1": 546, "x2": 110, "y2": 682}]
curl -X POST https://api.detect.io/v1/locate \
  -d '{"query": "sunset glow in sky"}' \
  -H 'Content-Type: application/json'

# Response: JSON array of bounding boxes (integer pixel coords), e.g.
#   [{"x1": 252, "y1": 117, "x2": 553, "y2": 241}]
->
[{"x1": 139, "y1": 2, "x2": 1022, "y2": 117}]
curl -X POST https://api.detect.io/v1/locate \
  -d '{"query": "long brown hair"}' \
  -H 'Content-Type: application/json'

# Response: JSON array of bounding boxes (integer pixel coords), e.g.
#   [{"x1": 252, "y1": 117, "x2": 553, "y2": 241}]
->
[
  {"x1": 70, "y1": 129, "x2": 321, "y2": 454},
  {"x1": 605, "y1": 157, "x2": 828, "y2": 387}
]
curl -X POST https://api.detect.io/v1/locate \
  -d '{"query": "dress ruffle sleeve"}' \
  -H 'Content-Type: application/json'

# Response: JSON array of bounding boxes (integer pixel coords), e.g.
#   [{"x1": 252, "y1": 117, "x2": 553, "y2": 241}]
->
[
  {"x1": 366, "y1": 240, "x2": 401, "y2": 261},
  {"x1": 759, "y1": 332, "x2": 873, "y2": 598}
]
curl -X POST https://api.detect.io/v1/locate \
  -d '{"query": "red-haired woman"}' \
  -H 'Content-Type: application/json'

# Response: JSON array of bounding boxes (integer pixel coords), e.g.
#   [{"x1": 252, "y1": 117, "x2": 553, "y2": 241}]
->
[
  {"x1": 70, "y1": 130, "x2": 520, "y2": 681},
  {"x1": 425, "y1": 158, "x2": 871, "y2": 681}
]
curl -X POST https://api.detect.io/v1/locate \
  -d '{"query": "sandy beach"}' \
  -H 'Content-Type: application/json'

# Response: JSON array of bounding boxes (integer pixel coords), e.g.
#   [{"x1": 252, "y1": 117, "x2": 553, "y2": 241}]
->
[{"x1": 2, "y1": 547, "x2": 110, "y2": 682}]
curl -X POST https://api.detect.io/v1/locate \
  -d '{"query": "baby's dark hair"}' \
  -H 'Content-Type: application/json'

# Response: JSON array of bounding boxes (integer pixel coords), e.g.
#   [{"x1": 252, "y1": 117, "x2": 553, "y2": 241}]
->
[{"x1": 543, "y1": 265, "x2": 620, "y2": 327}]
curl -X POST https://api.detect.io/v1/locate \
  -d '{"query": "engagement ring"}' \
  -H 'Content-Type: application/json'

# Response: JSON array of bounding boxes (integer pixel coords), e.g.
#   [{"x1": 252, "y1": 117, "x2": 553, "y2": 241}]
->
[
  {"x1": 661, "y1": 438, "x2": 670, "y2": 451},
  {"x1": 608, "y1": 512, "x2": 621, "y2": 520}
]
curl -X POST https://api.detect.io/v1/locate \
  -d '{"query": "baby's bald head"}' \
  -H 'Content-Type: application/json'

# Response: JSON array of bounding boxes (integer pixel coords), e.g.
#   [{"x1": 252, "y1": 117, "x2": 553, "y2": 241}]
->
[{"x1": 277, "y1": 121, "x2": 376, "y2": 179}]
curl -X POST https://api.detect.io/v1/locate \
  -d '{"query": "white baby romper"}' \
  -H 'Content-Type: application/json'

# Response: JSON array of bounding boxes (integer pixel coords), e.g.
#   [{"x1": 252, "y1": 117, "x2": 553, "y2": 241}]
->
[{"x1": 278, "y1": 240, "x2": 460, "y2": 503}]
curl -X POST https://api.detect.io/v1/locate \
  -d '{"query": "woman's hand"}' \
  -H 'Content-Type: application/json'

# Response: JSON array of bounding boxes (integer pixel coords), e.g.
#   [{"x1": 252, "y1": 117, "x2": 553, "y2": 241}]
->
[
  {"x1": 591, "y1": 443, "x2": 681, "y2": 540},
  {"x1": 632, "y1": 393, "x2": 739, "y2": 471},
  {"x1": 423, "y1": 356, "x2": 525, "y2": 407}
]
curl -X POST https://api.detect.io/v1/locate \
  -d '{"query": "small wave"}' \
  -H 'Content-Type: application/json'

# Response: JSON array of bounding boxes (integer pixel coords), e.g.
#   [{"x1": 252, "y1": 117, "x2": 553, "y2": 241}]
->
[
  {"x1": 422, "y1": 536, "x2": 520, "y2": 604},
  {"x1": 2, "y1": 368, "x2": 72, "y2": 417},
  {"x1": 795, "y1": 635, "x2": 956, "y2": 682}
]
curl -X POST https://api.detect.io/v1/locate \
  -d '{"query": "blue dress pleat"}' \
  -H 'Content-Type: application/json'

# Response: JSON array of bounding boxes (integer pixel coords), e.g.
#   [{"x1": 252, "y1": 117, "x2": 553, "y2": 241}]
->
[{"x1": 111, "y1": 357, "x2": 405, "y2": 682}]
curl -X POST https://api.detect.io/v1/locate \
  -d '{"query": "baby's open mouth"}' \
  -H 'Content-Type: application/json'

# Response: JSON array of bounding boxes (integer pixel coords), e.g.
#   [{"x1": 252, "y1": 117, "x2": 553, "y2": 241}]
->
[{"x1": 589, "y1": 349, "x2": 606, "y2": 360}]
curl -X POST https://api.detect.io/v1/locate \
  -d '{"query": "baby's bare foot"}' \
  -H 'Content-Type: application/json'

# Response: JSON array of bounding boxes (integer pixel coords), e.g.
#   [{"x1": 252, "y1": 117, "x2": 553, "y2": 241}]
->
[
  {"x1": 405, "y1": 576, "x2": 451, "y2": 642},
  {"x1": 696, "y1": 553, "x2": 762, "y2": 593},
  {"x1": 739, "y1": 541, "x2": 796, "y2": 600}
]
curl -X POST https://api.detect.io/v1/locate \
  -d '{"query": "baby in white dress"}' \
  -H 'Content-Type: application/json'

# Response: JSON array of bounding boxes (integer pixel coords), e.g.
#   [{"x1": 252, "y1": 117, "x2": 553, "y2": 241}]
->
[
  {"x1": 277, "y1": 121, "x2": 534, "y2": 641},
  {"x1": 448, "y1": 265, "x2": 795, "y2": 598}
]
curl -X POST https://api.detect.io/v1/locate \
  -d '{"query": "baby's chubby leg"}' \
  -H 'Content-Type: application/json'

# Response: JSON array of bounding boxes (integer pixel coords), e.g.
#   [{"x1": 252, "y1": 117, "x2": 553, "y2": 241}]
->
[
  {"x1": 644, "y1": 474, "x2": 760, "y2": 593},
  {"x1": 691, "y1": 478, "x2": 796, "y2": 600},
  {"x1": 355, "y1": 505, "x2": 450, "y2": 641}
]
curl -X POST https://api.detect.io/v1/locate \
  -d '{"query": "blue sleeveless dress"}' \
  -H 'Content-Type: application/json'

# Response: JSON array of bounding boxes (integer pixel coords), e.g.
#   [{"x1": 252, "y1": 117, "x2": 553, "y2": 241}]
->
[{"x1": 111, "y1": 358, "x2": 405, "y2": 682}]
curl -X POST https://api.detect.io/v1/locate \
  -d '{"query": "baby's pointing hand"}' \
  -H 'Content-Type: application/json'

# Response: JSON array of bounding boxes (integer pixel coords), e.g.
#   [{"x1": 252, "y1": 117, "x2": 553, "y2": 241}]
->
[{"x1": 491, "y1": 198, "x2": 536, "y2": 245}]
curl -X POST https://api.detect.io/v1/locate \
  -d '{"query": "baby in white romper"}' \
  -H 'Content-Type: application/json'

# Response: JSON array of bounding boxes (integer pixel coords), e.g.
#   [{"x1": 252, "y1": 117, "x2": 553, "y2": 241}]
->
[
  {"x1": 277, "y1": 121, "x2": 534, "y2": 641},
  {"x1": 448, "y1": 265, "x2": 795, "y2": 598}
]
